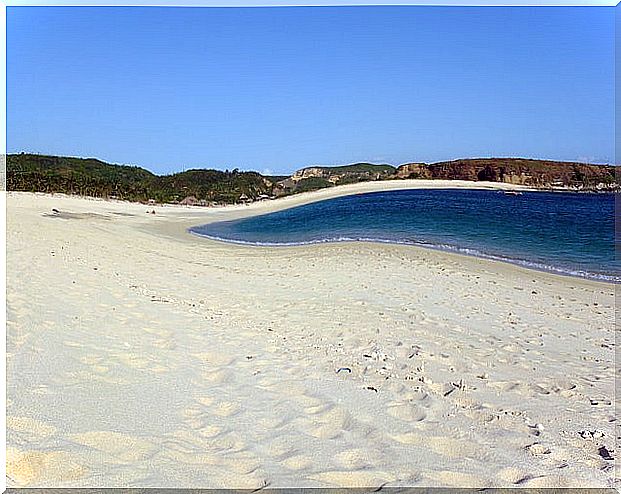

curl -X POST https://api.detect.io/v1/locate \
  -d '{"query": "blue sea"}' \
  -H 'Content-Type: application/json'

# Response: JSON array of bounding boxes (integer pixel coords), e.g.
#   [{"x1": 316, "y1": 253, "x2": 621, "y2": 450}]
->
[{"x1": 190, "y1": 189, "x2": 620, "y2": 283}]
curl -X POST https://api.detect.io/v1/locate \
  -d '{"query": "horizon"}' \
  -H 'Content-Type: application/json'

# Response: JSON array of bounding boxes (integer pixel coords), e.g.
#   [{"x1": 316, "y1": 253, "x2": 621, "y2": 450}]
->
[{"x1": 8, "y1": 6, "x2": 615, "y2": 175}]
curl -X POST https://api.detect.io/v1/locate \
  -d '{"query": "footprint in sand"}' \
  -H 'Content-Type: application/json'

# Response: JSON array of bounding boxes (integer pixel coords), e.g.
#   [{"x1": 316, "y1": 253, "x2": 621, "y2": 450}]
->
[
  {"x1": 389, "y1": 432, "x2": 484, "y2": 463},
  {"x1": 212, "y1": 401, "x2": 242, "y2": 417},
  {"x1": 114, "y1": 352, "x2": 152, "y2": 371},
  {"x1": 425, "y1": 437, "x2": 486, "y2": 460},
  {"x1": 196, "y1": 425, "x2": 224, "y2": 439},
  {"x1": 206, "y1": 468, "x2": 271, "y2": 490},
  {"x1": 161, "y1": 447, "x2": 221, "y2": 466},
  {"x1": 182, "y1": 404, "x2": 205, "y2": 419},
  {"x1": 518, "y1": 474, "x2": 594, "y2": 488},
  {"x1": 214, "y1": 433, "x2": 249, "y2": 454},
  {"x1": 525, "y1": 442, "x2": 551, "y2": 457},
  {"x1": 334, "y1": 448, "x2": 377, "y2": 469},
  {"x1": 305, "y1": 406, "x2": 353, "y2": 439},
  {"x1": 195, "y1": 395, "x2": 215, "y2": 406},
  {"x1": 255, "y1": 410, "x2": 292, "y2": 430},
  {"x1": 402, "y1": 388, "x2": 430, "y2": 403},
  {"x1": 70, "y1": 431, "x2": 157, "y2": 463},
  {"x1": 222, "y1": 452, "x2": 262, "y2": 475},
  {"x1": 389, "y1": 430, "x2": 424, "y2": 445},
  {"x1": 265, "y1": 436, "x2": 299, "y2": 459},
  {"x1": 282, "y1": 454, "x2": 313, "y2": 471},
  {"x1": 181, "y1": 408, "x2": 210, "y2": 430},
  {"x1": 496, "y1": 466, "x2": 531, "y2": 484},
  {"x1": 294, "y1": 393, "x2": 325, "y2": 408},
  {"x1": 488, "y1": 380, "x2": 522, "y2": 393},
  {"x1": 7, "y1": 448, "x2": 87, "y2": 486},
  {"x1": 387, "y1": 402, "x2": 427, "y2": 422},
  {"x1": 7, "y1": 416, "x2": 57, "y2": 442},
  {"x1": 202, "y1": 368, "x2": 235, "y2": 385},
  {"x1": 425, "y1": 470, "x2": 488, "y2": 488},
  {"x1": 192, "y1": 351, "x2": 236, "y2": 367},
  {"x1": 305, "y1": 403, "x2": 333, "y2": 415},
  {"x1": 168, "y1": 428, "x2": 225, "y2": 449},
  {"x1": 309, "y1": 470, "x2": 393, "y2": 488}
]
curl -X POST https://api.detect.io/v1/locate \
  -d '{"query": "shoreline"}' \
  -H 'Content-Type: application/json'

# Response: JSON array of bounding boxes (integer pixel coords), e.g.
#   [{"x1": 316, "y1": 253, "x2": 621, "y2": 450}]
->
[
  {"x1": 187, "y1": 230, "x2": 619, "y2": 285},
  {"x1": 177, "y1": 179, "x2": 617, "y2": 285},
  {"x1": 152, "y1": 177, "x2": 535, "y2": 231},
  {"x1": 14, "y1": 177, "x2": 616, "y2": 286}
]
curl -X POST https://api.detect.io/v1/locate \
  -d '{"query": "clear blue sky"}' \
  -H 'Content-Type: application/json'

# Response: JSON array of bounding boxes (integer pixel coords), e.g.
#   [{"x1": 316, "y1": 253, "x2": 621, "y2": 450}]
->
[{"x1": 7, "y1": 6, "x2": 615, "y2": 175}]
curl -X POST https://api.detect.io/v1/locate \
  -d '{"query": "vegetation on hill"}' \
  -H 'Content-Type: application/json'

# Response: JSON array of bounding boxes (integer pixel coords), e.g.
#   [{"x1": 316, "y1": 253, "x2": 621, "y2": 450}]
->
[
  {"x1": 151, "y1": 169, "x2": 272, "y2": 203},
  {"x1": 6, "y1": 153, "x2": 618, "y2": 205},
  {"x1": 7, "y1": 154, "x2": 274, "y2": 203},
  {"x1": 8, "y1": 154, "x2": 154, "y2": 200},
  {"x1": 292, "y1": 177, "x2": 335, "y2": 192}
]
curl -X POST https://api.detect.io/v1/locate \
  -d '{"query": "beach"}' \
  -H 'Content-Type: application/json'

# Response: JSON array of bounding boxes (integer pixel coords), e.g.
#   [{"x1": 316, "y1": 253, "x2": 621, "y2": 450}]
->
[{"x1": 6, "y1": 180, "x2": 617, "y2": 488}]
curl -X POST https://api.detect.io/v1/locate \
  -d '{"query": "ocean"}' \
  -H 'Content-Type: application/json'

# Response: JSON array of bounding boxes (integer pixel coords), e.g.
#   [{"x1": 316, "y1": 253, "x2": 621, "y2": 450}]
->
[{"x1": 189, "y1": 189, "x2": 619, "y2": 282}]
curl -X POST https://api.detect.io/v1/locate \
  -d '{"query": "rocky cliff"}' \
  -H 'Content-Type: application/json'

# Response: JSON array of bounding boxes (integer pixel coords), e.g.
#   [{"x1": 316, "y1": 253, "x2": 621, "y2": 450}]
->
[
  {"x1": 396, "y1": 158, "x2": 617, "y2": 189},
  {"x1": 290, "y1": 163, "x2": 396, "y2": 183}
]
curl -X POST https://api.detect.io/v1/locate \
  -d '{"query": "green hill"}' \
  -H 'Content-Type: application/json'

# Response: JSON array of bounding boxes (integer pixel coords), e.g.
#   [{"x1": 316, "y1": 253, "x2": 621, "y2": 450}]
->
[
  {"x1": 7, "y1": 154, "x2": 274, "y2": 203},
  {"x1": 7, "y1": 154, "x2": 155, "y2": 200},
  {"x1": 151, "y1": 169, "x2": 272, "y2": 203}
]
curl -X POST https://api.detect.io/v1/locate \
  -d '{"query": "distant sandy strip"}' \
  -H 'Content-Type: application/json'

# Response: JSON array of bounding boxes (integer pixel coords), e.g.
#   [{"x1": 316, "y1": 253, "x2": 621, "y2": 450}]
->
[
  {"x1": 156, "y1": 178, "x2": 536, "y2": 233},
  {"x1": 6, "y1": 180, "x2": 616, "y2": 489}
]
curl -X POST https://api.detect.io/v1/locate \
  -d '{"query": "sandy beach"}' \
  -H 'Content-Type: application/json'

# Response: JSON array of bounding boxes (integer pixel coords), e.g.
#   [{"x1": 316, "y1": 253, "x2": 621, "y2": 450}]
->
[{"x1": 6, "y1": 180, "x2": 617, "y2": 488}]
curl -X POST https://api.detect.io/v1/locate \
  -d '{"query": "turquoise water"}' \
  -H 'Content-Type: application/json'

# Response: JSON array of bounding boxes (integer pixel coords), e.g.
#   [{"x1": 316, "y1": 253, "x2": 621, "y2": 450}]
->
[{"x1": 190, "y1": 189, "x2": 620, "y2": 282}]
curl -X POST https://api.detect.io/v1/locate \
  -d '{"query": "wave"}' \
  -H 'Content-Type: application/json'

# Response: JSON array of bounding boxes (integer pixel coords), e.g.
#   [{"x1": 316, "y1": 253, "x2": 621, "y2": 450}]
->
[{"x1": 188, "y1": 229, "x2": 620, "y2": 283}]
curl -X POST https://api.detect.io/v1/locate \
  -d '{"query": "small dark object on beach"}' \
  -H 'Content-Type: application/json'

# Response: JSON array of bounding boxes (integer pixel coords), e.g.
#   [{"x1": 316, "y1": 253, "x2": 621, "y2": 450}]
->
[
  {"x1": 578, "y1": 429, "x2": 604, "y2": 440},
  {"x1": 590, "y1": 398, "x2": 611, "y2": 406},
  {"x1": 251, "y1": 479, "x2": 271, "y2": 493},
  {"x1": 336, "y1": 367, "x2": 352, "y2": 374},
  {"x1": 366, "y1": 386, "x2": 378, "y2": 392},
  {"x1": 598, "y1": 446, "x2": 613, "y2": 460},
  {"x1": 443, "y1": 387, "x2": 456, "y2": 397},
  {"x1": 52, "y1": 208, "x2": 59, "y2": 213}
]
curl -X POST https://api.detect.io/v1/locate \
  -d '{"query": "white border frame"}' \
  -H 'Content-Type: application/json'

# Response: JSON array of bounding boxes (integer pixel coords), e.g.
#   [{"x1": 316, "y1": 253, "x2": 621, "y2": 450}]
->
[{"x1": 2, "y1": 2, "x2": 616, "y2": 492}]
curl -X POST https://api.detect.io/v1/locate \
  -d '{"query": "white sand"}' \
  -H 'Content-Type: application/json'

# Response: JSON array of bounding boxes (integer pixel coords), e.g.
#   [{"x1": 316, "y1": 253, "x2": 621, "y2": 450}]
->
[{"x1": 6, "y1": 181, "x2": 617, "y2": 488}]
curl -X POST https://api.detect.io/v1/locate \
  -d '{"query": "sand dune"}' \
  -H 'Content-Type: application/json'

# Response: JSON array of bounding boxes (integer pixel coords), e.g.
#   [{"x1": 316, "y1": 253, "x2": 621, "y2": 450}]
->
[{"x1": 5, "y1": 184, "x2": 617, "y2": 488}]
